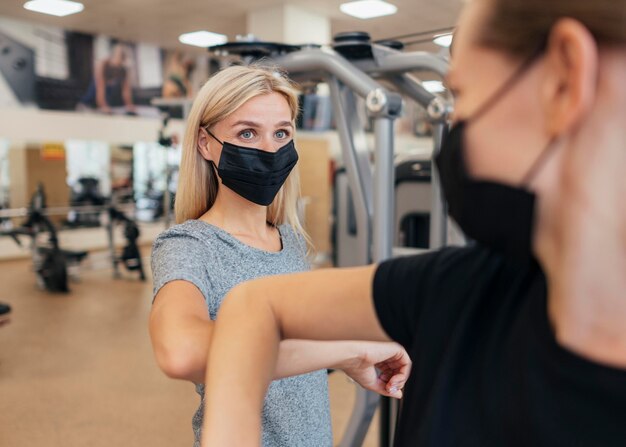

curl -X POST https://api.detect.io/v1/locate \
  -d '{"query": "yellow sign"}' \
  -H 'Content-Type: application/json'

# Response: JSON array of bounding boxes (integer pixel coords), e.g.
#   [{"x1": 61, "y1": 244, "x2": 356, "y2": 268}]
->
[{"x1": 41, "y1": 143, "x2": 66, "y2": 161}]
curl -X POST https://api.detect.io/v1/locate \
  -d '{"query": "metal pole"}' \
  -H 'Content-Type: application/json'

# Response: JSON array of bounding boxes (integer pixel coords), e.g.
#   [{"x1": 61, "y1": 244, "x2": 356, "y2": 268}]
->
[
  {"x1": 357, "y1": 49, "x2": 449, "y2": 76},
  {"x1": 429, "y1": 122, "x2": 447, "y2": 249},
  {"x1": 388, "y1": 74, "x2": 436, "y2": 109},
  {"x1": 372, "y1": 117, "x2": 395, "y2": 263},
  {"x1": 337, "y1": 385, "x2": 381, "y2": 447},
  {"x1": 372, "y1": 116, "x2": 396, "y2": 447},
  {"x1": 0, "y1": 203, "x2": 134, "y2": 219},
  {"x1": 107, "y1": 192, "x2": 120, "y2": 278},
  {"x1": 327, "y1": 77, "x2": 373, "y2": 267},
  {"x1": 276, "y1": 48, "x2": 383, "y2": 99}
]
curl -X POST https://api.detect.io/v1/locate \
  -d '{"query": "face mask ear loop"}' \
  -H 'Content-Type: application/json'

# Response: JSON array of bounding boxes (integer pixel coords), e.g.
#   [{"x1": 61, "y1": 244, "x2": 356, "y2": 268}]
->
[
  {"x1": 520, "y1": 136, "x2": 562, "y2": 186},
  {"x1": 466, "y1": 36, "x2": 549, "y2": 125},
  {"x1": 467, "y1": 54, "x2": 544, "y2": 126},
  {"x1": 204, "y1": 127, "x2": 223, "y2": 145},
  {"x1": 201, "y1": 127, "x2": 223, "y2": 173}
]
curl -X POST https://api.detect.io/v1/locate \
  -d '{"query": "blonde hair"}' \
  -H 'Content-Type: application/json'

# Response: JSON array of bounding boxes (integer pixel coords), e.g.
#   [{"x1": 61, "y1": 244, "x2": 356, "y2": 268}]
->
[{"x1": 175, "y1": 64, "x2": 311, "y2": 250}]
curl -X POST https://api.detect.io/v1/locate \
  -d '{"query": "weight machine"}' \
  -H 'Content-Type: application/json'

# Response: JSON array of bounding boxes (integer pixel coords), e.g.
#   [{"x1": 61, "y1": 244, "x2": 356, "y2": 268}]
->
[{"x1": 0, "y1": 184, "x2": 87, "y2": 293}]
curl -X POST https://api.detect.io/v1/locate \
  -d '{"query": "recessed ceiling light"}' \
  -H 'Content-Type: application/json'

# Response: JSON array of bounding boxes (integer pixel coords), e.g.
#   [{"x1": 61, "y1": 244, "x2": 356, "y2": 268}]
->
[
  {"x1": 23, "y1": 0, "x2": 84, "y2": 17},
  {"x1": 433, "y1": 33, "x2": 453, "y2": 48},
  {"x1": 179, "y1": 31, "x2": 228, "y2": 48},
  {"x1": 422, "y1": 80, "x2": 445, "y2": 93},
  {"x1": 340, "y1": 0, "x2": 398, "y2": 19}
]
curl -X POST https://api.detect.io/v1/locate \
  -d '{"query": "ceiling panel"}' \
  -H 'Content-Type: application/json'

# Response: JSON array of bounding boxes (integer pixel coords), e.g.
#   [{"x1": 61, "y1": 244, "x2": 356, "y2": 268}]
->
[{"x1": 0, "y1": 0, "x2": 462, "y2": 52}]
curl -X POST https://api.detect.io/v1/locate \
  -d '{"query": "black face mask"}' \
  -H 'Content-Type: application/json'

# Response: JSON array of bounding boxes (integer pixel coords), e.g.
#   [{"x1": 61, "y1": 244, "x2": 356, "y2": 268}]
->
[
  {"x1": 206, "y1": 130, "x2": 299, "y2": 206},
  {"x1": 435, "y1": 46, "x2": 558, "y2": 260}
]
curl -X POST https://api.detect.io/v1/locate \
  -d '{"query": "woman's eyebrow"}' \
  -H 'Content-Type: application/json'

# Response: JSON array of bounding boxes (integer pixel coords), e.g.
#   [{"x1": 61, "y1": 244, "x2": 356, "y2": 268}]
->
[
  {"x1": 232, "y1": 120, "x2": 261, "y2": 128},
  {"x1": 231, "y1": 120, "x2": 293, "y2": 128}
]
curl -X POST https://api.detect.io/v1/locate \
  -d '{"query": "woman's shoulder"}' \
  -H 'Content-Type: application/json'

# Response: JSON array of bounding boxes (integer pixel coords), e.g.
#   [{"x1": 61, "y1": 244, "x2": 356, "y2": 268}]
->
[
  {"x1": 151, "y1": 221, "x2": 229, "y2": 276},
  {"x1": 155, "y1": 219, "x2": 205, "y2": 240},
  {"x1": 152, "y1": 220, "x2": 221, "y2": 252}
]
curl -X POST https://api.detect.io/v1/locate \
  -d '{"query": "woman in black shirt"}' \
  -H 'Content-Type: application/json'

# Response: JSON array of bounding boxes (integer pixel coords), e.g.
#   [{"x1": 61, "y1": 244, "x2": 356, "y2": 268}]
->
[{"x1": 199, "y1": 0, "x2": 626, "y2": 445}]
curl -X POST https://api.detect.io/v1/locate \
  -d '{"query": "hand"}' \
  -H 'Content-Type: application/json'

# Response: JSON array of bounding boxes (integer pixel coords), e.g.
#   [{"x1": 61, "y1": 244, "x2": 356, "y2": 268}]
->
[{"x1": 341, "y1": 341, "x2": 411, "y2": 399}]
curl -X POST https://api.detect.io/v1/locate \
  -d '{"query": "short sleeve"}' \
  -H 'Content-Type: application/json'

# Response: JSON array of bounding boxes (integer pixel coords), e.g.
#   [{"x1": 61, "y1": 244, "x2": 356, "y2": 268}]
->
[
  {"x1": 150, "y1": 230, "x2": 212, "y2": 305},
  {"x1": 372, "y1": 246, "x2": 494, "y2": 349},
  {"x1": 373, "y1": 250, "x2": 444, "y2": 348}
]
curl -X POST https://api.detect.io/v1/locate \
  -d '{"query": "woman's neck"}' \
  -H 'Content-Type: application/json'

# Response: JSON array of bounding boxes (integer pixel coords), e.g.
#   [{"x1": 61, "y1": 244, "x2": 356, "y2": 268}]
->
[
  {"x1": 201, "y1": 187, "x2": 272, "y2": 238},
  {"x1": 535, "y1": 54, "x2": 626, "y2": 367}
]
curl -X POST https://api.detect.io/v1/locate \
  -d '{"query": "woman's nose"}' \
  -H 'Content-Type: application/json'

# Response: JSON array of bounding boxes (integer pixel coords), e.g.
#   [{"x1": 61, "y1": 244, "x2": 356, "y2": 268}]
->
[{"x1": 259, "y1": 135, "x2": 280, "y2": 153}]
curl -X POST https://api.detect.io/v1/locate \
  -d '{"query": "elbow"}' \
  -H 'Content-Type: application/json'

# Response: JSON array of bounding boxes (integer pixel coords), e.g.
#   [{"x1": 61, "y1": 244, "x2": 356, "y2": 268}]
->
[
  {"x1": 149, "y1": 309, "x2": 211, "y2": 382},
  {"x1": 154, "y1": 343, "x2": 203, "y2": 381}
]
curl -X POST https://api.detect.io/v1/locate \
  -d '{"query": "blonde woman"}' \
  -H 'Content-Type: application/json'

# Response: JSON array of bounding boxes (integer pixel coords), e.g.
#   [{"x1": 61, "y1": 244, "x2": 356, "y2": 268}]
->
[{"x1": 149, "y1": 65, "x2": 410, "y2": 447}]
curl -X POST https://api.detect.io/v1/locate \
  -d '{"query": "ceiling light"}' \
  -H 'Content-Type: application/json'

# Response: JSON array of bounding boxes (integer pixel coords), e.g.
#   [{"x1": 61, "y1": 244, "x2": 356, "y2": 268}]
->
[
  {"x1": 23, "y1": 0, "x2": 84, "y2": 17},
  {"x1": 340, "y1": 0, "x2": 398, "y2": 19},
  {"x1": 422, "y1": 80, "x2": 445, "y2": 94},
  {"x1": 179, "y1": 31, "x2": 228, "y2": 48},
  {"x1": 433, "y1": 33, "x2": 453, "y2": 48}
]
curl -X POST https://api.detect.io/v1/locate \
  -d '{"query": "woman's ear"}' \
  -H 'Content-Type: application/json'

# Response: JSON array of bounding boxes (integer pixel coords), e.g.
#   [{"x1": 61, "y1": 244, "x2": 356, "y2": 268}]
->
[
  {"x1": 197, "y1": 127, "x2": 213, "y2": 162},
  {"x1": 541, "y1": 18, "x2": 599, "y2": 137}
]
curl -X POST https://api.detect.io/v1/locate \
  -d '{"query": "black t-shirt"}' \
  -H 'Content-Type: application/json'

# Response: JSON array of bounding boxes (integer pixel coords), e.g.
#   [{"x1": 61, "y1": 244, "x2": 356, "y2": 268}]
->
[{"x1": 373, "y1": 245, "x2": 626, "y2": 447}]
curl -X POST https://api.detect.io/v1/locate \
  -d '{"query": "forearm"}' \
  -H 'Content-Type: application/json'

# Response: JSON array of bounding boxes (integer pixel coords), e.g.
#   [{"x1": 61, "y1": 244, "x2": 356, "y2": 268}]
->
[
  {"x1": 96, "y1": 88, "x2": 107, "y2": 108},
  {"x1": 202, "y1": 285, "x2": 279, "y2": 446},
  {"x1": 153, "y1": 313, "x2": 355, "y2": 384},
  {"x1": 123, "y1": 80, "x2": 134, "y2": 107},
  {"x1": 189, "y1": 339, "x2": 357, "y2": 383},
  {"x1": 167, "y1": 338, "x2": 359, "y2": 384},
  {"x1": 274, "y1": 339, "x2": 360, "y2": 379},
  {"x1": 95, "y1": 78, "x2": 107, "y2": 108}
]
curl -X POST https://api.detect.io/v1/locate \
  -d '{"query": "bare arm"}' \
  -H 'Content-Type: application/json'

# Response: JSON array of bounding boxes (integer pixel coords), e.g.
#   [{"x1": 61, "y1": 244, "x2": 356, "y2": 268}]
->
[
  {"x1": 94, "y1": 61, "x2": 109, "y2": 110},
  {"x1": 149, "y1": 280, "x2": 212, "y2": 383},
  {"x1": 201, "y1": 265, "x2": 390, "y2": 446},
  {"x1": 122, "y1": 70, "x2": 135, "y2": 110},
  {"x1": 149, "y1": 277, "x2": 403, "y2": 384}
]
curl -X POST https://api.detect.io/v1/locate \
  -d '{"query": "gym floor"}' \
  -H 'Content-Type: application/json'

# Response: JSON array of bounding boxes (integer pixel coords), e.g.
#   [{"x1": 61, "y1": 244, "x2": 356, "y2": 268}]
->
[{"x1": 0, "y1": 250, "x2": 379, "y2": 446}]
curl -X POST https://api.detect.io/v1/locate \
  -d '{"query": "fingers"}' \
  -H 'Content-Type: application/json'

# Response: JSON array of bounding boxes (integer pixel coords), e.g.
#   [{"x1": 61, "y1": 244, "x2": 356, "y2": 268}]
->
[
  {"x1": 363, "y1": 377, "x2": 402, "y2": 399},
  {"x1": 377, "y1": 370, "x2": 406, "y2": 399},
  {"x1": 381, "y1": 378, "x2": 403, "y2": 399},
  {"x1": 376, "y1": 354, "x2": 412, "y2": 383},
  {"x1": 353, "y1": 370, "x2": 404, "y2": 399},
  {"x1": 349, "y1": 342, "x2": 412, "y2": 400},
  {"x1": 377, "y1": 361, "x2": 411, "y2": 383},
  {"x1": 386, "y1": 382, "x2": 403, "y2": 399}
]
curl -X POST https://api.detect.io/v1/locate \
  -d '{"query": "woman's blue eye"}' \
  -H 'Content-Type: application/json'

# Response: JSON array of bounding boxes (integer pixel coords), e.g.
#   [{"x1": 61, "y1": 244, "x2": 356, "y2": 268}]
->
[
  {"x1": 240, "y1": 130, "x2": 254, "y2": 139},
  {"x1": 275, "y1": 130, "x2": 288, "y2": 139}
]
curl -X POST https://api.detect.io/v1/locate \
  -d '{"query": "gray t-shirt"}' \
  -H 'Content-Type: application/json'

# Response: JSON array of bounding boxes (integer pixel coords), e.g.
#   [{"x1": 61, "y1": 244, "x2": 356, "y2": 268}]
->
[{"x1": 151, "y1": 220, "x2": 332, "y2": 447}]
